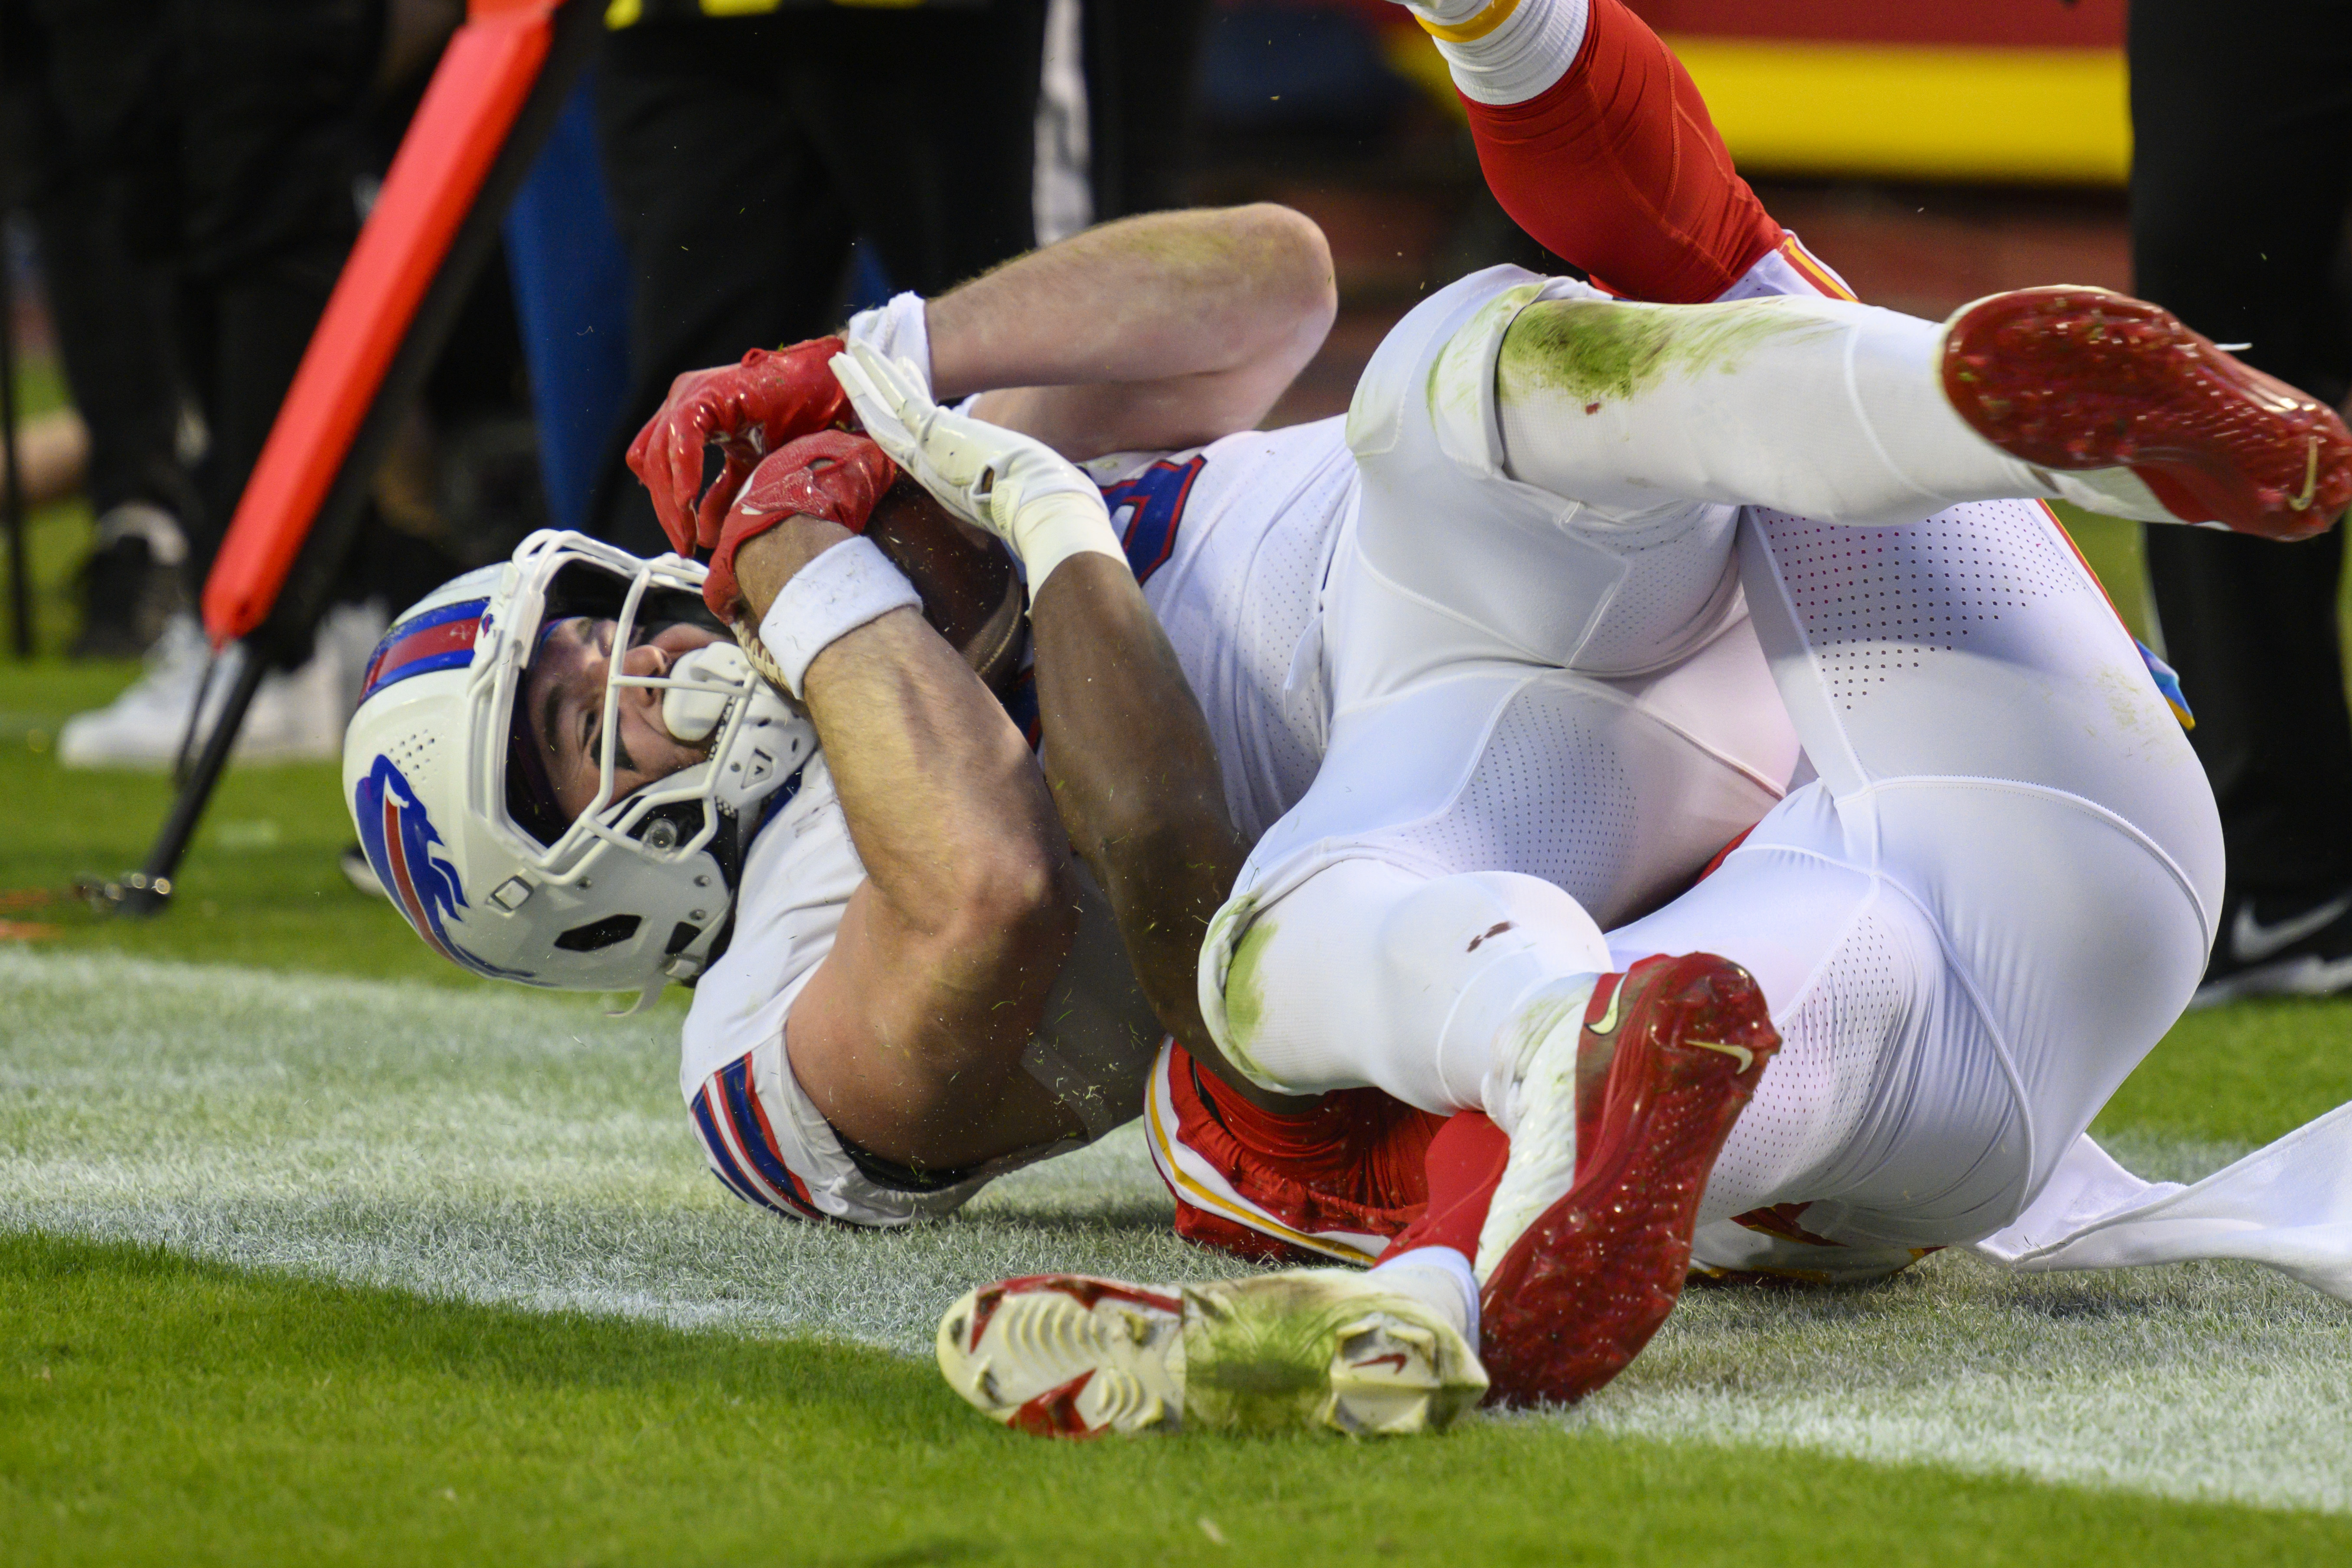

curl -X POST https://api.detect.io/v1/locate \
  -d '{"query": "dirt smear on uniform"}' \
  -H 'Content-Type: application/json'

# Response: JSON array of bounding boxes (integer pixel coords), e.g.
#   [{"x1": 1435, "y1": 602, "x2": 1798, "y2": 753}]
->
[{"x1": 1498, "y1": 298, "x2": 1841, "y2": 409}]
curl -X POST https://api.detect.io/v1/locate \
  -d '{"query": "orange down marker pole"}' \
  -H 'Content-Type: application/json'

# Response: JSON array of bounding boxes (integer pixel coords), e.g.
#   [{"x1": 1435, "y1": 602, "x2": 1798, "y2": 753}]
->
[{"x1": 199, "y1": 0, "x2": 559, "y2": 648}]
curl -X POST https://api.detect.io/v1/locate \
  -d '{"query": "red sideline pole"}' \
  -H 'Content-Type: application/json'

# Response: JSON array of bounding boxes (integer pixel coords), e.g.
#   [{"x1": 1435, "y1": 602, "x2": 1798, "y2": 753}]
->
[{"x1": 199, "y1": 0, "x2": 559, "y2": 649}]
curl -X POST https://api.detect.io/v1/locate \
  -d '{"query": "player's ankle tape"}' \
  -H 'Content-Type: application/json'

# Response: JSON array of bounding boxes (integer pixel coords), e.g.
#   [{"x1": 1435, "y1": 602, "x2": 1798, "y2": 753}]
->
[{"x1": 757, "y1": 536, "x2": 921, "y2": 698}]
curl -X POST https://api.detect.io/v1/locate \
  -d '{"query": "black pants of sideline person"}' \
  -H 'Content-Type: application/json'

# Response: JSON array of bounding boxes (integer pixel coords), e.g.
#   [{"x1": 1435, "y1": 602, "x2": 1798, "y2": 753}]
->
[
  {"x1": 6, "y1": 0, "x2": 196, "y2": 528},
  {"x1": 2130, "y1": 0, "x2": 2352, "y2": 908},
  {"x1": 588, "y1": 2, "x2": 1048, "y2": 556}
]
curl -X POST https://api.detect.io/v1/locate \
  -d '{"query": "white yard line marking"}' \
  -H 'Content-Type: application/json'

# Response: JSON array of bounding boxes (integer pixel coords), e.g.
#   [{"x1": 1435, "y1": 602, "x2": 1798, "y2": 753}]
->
[{"x1": 4, "y1": 950, "x2": 2348, "y2": 1512}]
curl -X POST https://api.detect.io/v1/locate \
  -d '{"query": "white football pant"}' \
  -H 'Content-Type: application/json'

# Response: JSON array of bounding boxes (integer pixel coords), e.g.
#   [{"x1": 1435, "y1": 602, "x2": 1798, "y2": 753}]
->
[{"x1": 1200, "y1": 266, "x2": 2221, "y2": 1255}]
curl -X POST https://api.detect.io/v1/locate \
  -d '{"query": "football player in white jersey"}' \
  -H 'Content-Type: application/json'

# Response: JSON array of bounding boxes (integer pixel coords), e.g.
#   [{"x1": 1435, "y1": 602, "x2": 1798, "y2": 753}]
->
[
  {"x1": 346, "y1": 201, "x2": 1348, "y2": 1225},
  {"x1": 908, "y1": 0, "x2": 2352, "y2": 1436},
  {"x1": 346, "y1": 0, "x2": 2352, "y2": 1437}
]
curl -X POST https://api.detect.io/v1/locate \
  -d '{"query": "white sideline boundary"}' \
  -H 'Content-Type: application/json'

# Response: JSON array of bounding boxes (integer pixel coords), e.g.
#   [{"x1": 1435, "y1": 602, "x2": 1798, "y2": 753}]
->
[{"x1": 3, "y1": 949, "x2": 2348, "y2": 1513}]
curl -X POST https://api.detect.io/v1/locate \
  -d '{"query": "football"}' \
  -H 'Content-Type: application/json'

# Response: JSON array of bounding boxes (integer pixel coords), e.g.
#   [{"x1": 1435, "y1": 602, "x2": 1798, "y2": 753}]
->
[{"x1": 863, "y1": 476, "x2": 1027, "y2": 691}]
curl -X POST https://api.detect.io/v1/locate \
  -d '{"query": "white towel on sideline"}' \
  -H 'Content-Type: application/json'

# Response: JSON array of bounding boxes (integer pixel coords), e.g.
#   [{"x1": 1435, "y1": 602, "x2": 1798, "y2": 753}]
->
[{"x1": 1975, "y1": 1104, "x2": 2352, "y2": 1302}]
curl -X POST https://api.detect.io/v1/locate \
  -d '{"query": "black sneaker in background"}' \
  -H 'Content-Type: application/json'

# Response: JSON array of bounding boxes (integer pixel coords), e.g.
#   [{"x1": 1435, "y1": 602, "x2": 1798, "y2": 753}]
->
[
  {"x1": 69, "y1": 504, "x2": 188, "y2": 660},
  {"x1": 2194, "y1": 884, "x2": 2352, "y2": 1007}
]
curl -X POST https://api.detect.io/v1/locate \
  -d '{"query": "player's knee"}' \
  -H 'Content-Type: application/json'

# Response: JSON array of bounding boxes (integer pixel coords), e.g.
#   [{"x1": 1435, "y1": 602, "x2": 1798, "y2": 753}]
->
[
  {"x1": 1202, "y1": 862, "x2": 1610, "y2": 1097},
  {"x1": 1372, "y1": 870, "x2": 1610, "y2": 985}
]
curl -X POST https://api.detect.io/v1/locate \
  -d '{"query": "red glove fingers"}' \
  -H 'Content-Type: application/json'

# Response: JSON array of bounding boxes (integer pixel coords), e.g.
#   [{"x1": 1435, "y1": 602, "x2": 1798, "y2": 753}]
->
[
  {"x1": 624, "y1": 336, "x2": 855, "y2": 557},
  {"x1": 701, "y1": 430, "x2": 900, "y2": 621}
]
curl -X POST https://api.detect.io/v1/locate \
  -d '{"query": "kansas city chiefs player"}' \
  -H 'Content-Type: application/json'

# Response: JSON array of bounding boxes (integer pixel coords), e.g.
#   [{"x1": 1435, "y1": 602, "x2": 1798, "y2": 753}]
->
[
  {"x1": 348, "y1": 0, "x2": 2352, "y2": 1440},
  {"x1": 902, "y1": 0, "x2": 2352, "y2": 1437}
]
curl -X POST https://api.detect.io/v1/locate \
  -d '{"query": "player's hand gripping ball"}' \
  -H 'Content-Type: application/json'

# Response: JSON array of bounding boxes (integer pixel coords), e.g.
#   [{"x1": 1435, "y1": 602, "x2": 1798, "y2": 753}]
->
[
  {"x1": 626, "y1": 337, "x2": 854, "y2": 557},
  {"x1": 832, "y1": 340, "x2": 1121, "y2": 594},
  {"x1": 701, "y1": 430, "x2": 898, "y2": 622}
]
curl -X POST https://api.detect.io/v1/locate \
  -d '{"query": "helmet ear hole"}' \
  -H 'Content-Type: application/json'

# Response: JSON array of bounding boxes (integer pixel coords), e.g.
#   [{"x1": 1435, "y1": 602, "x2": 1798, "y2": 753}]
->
[
  {"x1": 555, "y1": 913, "x2": 642, "y2": 952},
  {"x1": 632, "y1": 801, "x2": 706, "y2": 853},
  {"x1": 663, "y1": 921, "x2": 702, "y2": 957}
]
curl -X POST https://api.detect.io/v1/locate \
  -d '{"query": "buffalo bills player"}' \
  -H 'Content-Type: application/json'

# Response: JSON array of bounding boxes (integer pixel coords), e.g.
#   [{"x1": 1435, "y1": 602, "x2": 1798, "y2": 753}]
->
[
  {"x1": 902, "y1": 0, "x2": 2352, "y2": 1435},
  {"x1": 347, "y1": 0, "x2": 2352, "y2": 1438}
]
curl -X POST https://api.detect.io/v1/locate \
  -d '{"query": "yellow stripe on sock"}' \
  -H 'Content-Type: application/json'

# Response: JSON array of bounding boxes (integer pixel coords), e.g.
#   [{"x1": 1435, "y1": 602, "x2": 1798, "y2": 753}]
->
[
  {"x1": 1418, "y1": 0, "x2": 1525, "y2": 46},
  {"x1": 1780, "y1": 237, "x2": 1859, "y2": 303}
]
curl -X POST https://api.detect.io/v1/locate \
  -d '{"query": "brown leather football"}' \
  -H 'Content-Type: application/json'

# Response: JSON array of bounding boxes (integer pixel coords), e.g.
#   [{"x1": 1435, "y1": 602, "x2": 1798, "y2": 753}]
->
[{"x1": 862, "y1": 477, "x2": 1028, "y2": 693}]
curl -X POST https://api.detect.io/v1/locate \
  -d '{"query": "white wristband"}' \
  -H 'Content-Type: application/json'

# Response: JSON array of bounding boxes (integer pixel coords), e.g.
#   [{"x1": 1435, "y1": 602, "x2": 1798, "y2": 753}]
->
[
  {"x1": 756, "y1": 536, "x2": 921, "y2": 698},
  {"x1": 1008, "y1": 490, "x2": 1129, "y2": 602},
  {"x1": 845, "y1": 292, "x2": 932, "y2": 391}
]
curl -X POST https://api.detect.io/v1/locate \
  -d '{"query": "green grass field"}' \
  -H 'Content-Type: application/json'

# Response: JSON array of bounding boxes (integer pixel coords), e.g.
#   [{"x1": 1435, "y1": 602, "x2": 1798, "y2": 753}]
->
[{"x1": 4, "y1": 657, "x2": 2352, "y2": 1565}]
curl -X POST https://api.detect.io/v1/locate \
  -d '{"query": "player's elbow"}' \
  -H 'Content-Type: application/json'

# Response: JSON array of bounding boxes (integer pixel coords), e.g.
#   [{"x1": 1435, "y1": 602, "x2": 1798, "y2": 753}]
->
[
  {"x1": 949, "y1": 833, "x2": 1077, "y2": 955},
  {"x1": 1230, "y1": 203, "x2": 1338, "y2": 347}
]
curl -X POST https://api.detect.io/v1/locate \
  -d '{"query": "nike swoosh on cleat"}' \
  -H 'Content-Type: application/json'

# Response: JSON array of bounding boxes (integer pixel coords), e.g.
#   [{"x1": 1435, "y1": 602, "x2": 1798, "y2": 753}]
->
[
  {"x1": 2231, "y1": 894, "x2": 2352, "y2": 964},
  {"x1": 1352, "y1": 1353, "x2": 1411, "y2": 1374},
  {"x1": 1685, "y1": 1039, "x2": 1754, "y2": 1072},
  {"x1": 1590, "y1": 979, "x2": 1625, "y2": 1038}
]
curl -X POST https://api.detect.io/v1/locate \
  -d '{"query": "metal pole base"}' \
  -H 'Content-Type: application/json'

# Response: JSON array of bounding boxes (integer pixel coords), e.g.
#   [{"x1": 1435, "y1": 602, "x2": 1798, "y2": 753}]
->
[
  {"x1": 73, "y1": 870, "x2": 175, "y2": 918},
  {"x1": 95, "y1": 644, "x2": 269, "y2": 919}
]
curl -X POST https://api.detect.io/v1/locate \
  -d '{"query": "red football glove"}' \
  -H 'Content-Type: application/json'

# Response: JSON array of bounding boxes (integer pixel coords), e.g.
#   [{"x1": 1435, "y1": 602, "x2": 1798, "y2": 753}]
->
[
  {"x1": 626, "y1": 336, "x2": 854, "y2": 557},
  {"x1": 702, "y1": 430, "x2": 899, "y2": 621}
]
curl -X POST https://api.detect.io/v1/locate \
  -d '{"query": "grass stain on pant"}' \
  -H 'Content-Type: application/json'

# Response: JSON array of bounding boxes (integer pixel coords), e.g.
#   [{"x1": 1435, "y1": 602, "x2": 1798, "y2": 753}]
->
[{"x1": 1498, "y1": 297, "x2": 1843, "y2": 410}]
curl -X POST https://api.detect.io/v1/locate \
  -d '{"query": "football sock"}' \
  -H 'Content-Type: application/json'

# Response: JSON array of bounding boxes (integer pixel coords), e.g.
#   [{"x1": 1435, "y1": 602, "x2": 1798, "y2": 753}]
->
[
  {"x1": 1397, "y1": 1112, "x2": 1511, "y2": 1254},
  {"x1": 1449, "y1": 0, "x2": 1780, "y2": 301},
  {"x1": 1369, "y1": 1244, "x2": 1482, "y2": 1342},
  {"x1": 1489, "y1": 292, "x2": 2054, "y2": 526},
  {"x1": 1374, "y1": 1112, "x2": 1512, "y2": 1339},
  {"x1": 1401, "y1": 0, "x2": 1590, "y2": 106}
]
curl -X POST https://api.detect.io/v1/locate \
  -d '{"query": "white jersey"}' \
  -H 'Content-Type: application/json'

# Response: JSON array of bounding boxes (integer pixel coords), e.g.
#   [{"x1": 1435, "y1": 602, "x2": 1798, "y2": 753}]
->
[{"x1": 680, "y1": 420, "x2": 1362, "y2": 1226}]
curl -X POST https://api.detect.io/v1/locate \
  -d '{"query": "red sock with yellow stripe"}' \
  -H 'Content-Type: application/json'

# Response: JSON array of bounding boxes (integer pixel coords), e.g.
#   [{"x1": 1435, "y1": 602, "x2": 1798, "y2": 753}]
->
[{"x1": 1443, "y1": 0, "x2": 1784, "y2": 302}]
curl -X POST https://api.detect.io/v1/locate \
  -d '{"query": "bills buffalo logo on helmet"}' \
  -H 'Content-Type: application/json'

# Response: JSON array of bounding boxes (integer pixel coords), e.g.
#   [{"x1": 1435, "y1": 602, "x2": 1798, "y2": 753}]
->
[{"x1": 354, "y1": 754, "x2": 531, "y2": 982}]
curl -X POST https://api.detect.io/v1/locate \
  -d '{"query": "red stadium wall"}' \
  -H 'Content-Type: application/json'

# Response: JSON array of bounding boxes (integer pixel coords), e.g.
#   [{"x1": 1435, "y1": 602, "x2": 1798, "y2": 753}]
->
[{"x1": 1624, "y1": 0, "x2": 2122, "y2": 50}]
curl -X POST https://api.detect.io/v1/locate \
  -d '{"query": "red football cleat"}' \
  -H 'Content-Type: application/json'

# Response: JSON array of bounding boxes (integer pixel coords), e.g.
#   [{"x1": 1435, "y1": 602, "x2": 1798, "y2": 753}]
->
[
  {"x1": 1941, "y1": 286, "x2": 2352, "y2": 542},
  {"x1": 1476, "y1": 952, "x2": 1780, "y2": 1407}
]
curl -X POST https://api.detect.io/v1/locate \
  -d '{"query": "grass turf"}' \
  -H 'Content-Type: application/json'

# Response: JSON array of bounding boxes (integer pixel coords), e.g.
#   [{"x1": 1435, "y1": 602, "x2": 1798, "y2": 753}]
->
[
  {"x1": 0, "y1": 661, "x2": 544, "y2": 989},
  {"x1": 6, "y1": 947, "x2": 2351, "y2": 1539},
  {"x1": 4, "y1": 479, "x2": 2351, "y2": 1561},
  {"x1": 6, "y1": 1229, "x2": 2350, "y2": 1568}
]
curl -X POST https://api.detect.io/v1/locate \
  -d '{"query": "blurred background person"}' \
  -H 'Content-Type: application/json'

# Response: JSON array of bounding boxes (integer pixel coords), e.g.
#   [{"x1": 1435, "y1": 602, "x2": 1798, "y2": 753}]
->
[
  {"x1": 584, "y1": 0, "x2": 1058, "y2": 553},
  {"x1": 2130, "y1": 0, "x2": 2352, "y2": 1004},
  {"x1": 24, "y1": 0, "x2": 545, "y2": 770},
  {"x1": 6, "y1": 0, "x2": 200, "y2": 661}
]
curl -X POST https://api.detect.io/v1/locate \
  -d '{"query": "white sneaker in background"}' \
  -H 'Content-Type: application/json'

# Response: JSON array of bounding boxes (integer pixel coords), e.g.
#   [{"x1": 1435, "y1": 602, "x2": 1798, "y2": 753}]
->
[
  {"x1": 316, "y1": 598, "x2": 391, "y2": 717},
  {"x1": 234, "y1": 636, "x2": 345, "y2": 763},
  {"x1": 58, "y1": 613, "x2": 228, "y2": 769},
  {"x1": 55, "y1": 601, "x2": 390, "y2": 770}
]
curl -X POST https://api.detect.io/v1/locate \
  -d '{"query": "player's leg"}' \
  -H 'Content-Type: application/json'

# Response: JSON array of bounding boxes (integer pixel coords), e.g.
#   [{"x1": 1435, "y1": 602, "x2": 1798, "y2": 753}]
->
[
  {"x1": 1481, "y1": 282, "x2": 2352, "y2": 539},
  {"x1": 1572, "y1": 499, "x2": 2223, "y2": 1266},
  {"x1": 1398, "y1": 0, "x2": 1788, "y2": 304},
  {"x1": 1390, "y1": 0, "x2": 2352, "y2": 539},
  {"x1": 1200, "y1": 644, "x2": 1790, "y2": 1115}
]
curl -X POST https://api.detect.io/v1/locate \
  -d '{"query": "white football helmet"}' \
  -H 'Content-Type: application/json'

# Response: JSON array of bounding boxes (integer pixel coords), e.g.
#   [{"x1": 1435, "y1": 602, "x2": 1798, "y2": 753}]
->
[{"x1": 342, "y1": 529, "x2": 814, "y2": 1000}]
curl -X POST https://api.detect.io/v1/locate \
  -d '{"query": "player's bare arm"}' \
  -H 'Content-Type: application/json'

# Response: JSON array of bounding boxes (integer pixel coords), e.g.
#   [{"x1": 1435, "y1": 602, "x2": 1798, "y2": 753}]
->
[
  {"x1": 933, "y1": 203, "x2": 1338, "y2": 457},
  {"x1": 1024, "y1": 552, "x2": 1313, "y2": 1114},
  {"x1": 835, "y1": 342, "x2": 1307, "y2": 1113},
  {"x1": 629, "y1": 206, "x2": 1338, "y2": 547},
  {"x1": 732, "y1": 517, "x2": 1084, "y2": 1170}
]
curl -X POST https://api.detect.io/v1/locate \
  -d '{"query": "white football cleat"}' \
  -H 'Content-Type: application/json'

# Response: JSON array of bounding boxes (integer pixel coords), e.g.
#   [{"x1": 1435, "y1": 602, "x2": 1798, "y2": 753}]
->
[{"x1": 936, "y1": 1269, "x2": 1488, "y2": 1438}]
